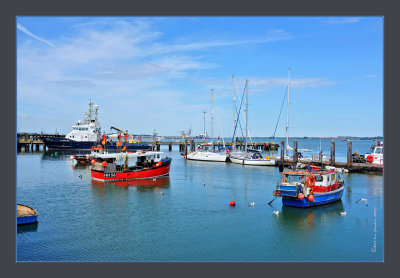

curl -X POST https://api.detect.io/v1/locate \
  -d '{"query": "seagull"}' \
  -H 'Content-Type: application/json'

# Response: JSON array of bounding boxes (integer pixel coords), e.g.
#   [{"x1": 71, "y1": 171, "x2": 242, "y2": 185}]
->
[
  {"x1": 273, "y1": 211, "x2": 280, "y2": 215},
  {"x1": 160, "y1": 191, "x2": 164, "y2": 195},
  {"x1": 356, "y1": 198, "x2": 368, "y2": 206},
  {"x1": 248, "y1": 202, "x2": 255, "y2": 207},
  {"x1": 203, "y1": 182, "x2": 206, "y2": 186},
  {"x1": 340, "y1": 211, "x2": 347, "y2": 216}
]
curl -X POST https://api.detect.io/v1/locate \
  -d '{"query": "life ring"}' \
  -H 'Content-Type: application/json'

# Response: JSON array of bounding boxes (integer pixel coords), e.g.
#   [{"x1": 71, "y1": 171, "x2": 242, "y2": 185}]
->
[
  {"x1": 305, "y1": 174, "x2": 315, "y2": 187},
  {"x1": 91, "y1": 146, "x2": 95, "y2": 150},
  {"x1": 97, "y1": 145, "x2": 102, "y2": 148}
]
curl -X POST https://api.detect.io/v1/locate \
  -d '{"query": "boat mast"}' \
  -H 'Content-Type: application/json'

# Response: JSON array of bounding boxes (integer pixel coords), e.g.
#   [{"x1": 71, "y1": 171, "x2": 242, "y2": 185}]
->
[
  {"x1": 286, "y1": 68, "x2": 291, "y2": 156},
  {"x1": 211, "y1": 89, "x2": 214, "y2": 148},
  {"x1": 233, "y1": 75, "x2": 236, "y2": 146},
  {"x1": 203, "y1": 109, "x2": 206, "y2": 138},
  {"x1": 245, "y1": 80, "x2": 248, "y2": 151}
]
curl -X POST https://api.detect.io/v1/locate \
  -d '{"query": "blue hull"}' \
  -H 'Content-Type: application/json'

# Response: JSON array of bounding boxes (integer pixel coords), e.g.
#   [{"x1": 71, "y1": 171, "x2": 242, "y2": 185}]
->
[
  {"x1": 41, "y1": 137, "x2": 152, "y2": 150},
  {"x1": 17, "y1": 215, "x2": 38, "y2": 225},
  {"x1": 282, "y1": 187, "x2": 344, "y2": 208}
]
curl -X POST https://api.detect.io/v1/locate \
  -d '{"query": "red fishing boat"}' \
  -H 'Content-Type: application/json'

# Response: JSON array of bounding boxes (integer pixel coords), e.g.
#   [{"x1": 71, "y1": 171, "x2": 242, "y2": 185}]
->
[{"x1": 90, "y1": 151, "x2": 172, "y2": 182}]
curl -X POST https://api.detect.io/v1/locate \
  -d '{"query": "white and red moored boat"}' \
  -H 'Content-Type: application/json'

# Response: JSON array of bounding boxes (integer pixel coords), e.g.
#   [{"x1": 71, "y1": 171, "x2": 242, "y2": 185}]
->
[
  {"x1": 365, "y1": 140, "x2": 383, "y2": 165},
  {"x1": 90, "y1": 151, "x2": 172, "y2": 181}
]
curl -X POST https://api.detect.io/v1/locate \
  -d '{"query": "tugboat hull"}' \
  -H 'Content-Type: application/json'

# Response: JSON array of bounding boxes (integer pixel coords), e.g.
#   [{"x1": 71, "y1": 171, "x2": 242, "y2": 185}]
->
[{"x1": 42, "y1": 137, "x2": 152, "y2": 150}]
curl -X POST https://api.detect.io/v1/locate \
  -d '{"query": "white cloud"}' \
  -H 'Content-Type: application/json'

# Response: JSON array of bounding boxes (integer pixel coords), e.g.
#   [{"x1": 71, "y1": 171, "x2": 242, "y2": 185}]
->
[
  {"x1": 17, "y1": 23, "x2": 54, "y2": 47},
  {"x1": 322, "y1": 17, "x2": 362, "y2": 25}
]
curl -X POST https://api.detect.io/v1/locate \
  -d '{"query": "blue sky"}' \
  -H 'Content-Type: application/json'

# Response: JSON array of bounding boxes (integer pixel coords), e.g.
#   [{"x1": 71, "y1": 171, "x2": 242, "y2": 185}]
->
[{"x1": 17, "y1": 16, "x2": 383, "y2": 137}]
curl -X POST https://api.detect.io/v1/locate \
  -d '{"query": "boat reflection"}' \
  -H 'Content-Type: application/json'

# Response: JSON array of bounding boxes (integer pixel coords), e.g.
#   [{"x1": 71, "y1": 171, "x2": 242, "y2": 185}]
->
[
  {"x1": 91, "y1": 176, "x2": 170, "y2": 191},
  {"x1": 17, "y1": 222, "x2": 38, "y2": 234},
  {"x1": 278, "y1": 200, "x2": 344, "y2": 230}
]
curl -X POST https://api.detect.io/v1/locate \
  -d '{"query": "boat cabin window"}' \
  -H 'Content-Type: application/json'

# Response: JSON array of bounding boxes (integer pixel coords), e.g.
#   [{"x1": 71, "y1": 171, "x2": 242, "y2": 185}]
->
[
  {"x1": 375, "y1": 148, "x2": 382, "y2": 154},
  {"x1": 331, "y1": 173, "x2": 336, "y2": 182},
  {"x1": 314, "y1": 175, "x2": 323, "y2": 182},
  {"x1": 286, "y1": 175, "x2": 305, "y2": 183}
]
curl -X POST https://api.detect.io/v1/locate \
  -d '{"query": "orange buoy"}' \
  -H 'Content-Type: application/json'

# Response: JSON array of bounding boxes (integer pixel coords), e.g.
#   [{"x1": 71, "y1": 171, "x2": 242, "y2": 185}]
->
[
  {"x1": 298, "y1": 193, "x2": 304, "y2": 200},
  {"x1": 91, "y1": 159, "x2": 96, "y2": 165},
  {"x1": 157, "y1": 161, "x2": 163, "y2": 166},
  {"x1": 102, "y1": 161, "x2": 108, "y2": 167},
  {"x1": 308, "y1": 195, "x2": 314, "y2": 202},
  {"x1": 230, "y1": 201, "x2": 236, "y2": 206}
]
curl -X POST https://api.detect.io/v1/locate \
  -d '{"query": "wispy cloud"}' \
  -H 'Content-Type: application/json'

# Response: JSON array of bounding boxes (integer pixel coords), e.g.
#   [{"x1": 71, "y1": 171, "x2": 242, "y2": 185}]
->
[
  {"x1": 322, "y1": 17, "x2": 362, "y2": 25},
  {"x1": 363, "y1": 74, "x2": 376, "y2": 79},
  {"x1": 247, "y1": 77, "x2": 334, "y2": 89},
  {"x1": 150, "y1": 28, "x2": 292, "y2": 55},
  {"x1": 17, "y1": 23, "x2": 54, "y2": 47}
]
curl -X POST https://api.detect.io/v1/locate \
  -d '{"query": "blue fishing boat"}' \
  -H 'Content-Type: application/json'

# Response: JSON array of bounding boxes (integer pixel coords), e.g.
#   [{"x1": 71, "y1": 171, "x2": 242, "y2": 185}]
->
[
  {"x1": 273, "y1": 169, "x2": 344, "y2": 207},
  {"x1": 17, "y1": 204, "x2": 38, "y2": 225}
]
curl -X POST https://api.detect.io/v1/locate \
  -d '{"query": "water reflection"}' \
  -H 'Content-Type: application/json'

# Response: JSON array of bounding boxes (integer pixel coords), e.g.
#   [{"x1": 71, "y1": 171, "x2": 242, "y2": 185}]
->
[
  {"x1": 17, "y1": 222, "x2": 38, "y2": 233},
  {"x1": 279, "y1": 201, "x2": 344, "y2": 230},
  {"x1": 91, "y1": 176, "x2": 170, "y2": 192}
]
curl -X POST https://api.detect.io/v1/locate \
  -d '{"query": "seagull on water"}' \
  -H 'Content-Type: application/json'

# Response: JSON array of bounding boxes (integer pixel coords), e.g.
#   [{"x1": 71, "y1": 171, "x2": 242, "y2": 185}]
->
[
  {"x1": 248, "y1": 202, "x2": 255, "y2": 207},
  {"x1": 340, "y1": 211, "x2": 347, "y2": 216},
  {"x1": 160, "y1": 191, "x2": 164, "y2": 195},
  {"x1": 273, "y1": 211, "x2": 280, "y2": 215},
  {"x1": 203, "y1": 182, "x2": 206, "y2": 186},
  {"x1": 356, "y1": 198, "x2": 368, "y2": 206}
]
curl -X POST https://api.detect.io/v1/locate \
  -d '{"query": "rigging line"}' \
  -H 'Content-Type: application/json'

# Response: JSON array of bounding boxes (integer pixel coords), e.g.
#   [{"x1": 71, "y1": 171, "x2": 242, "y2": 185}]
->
[
  {"x1": 231, "y1": 84, "x2": 247, "y2": 146},
  {"x1": 272, "y1": 85, "x2": 288, "y2": 138},
  {"x1": 234, "y1": 81, "x2": 247, "y2": 143}
]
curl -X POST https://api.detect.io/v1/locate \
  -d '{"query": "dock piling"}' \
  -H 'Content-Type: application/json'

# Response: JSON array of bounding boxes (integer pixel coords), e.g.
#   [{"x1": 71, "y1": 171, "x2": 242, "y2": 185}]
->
[
  {"x1": 347, "y1": 141, "x2": 352, "y2": 168},
  {"x1": 293, "y1": 141, "x2": 298, "y2": 164},
  {"x1": 280, "y1": 141, "x2": 285, "y2": 163},
  {"x1": 331, "y1": 140, "x2": 335, "y2": 166}
]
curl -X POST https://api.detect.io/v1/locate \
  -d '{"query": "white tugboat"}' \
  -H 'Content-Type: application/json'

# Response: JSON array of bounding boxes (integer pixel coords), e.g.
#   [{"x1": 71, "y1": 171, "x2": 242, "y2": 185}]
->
[
  {"x1": 41, "y1": 101, "x2": 152, "y2": 150},
  {"x1": 41, "y1": 101, "x2": 102, "y2": 149}
]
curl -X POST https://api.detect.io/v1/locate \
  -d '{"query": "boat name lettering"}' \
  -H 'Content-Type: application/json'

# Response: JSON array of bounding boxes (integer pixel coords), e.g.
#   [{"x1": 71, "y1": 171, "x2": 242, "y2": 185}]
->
[{"x1": 104, "y1": 173, "x2": 117, "y2": 178}]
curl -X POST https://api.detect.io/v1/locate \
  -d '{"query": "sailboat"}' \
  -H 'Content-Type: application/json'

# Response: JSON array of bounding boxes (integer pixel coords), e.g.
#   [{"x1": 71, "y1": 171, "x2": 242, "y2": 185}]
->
[
  {"x1": 186, "y1": 89, "x2": 228, "y2": 162},
  {"x1": 229, "y1": 80, "x2": 276, "y2": 166}
]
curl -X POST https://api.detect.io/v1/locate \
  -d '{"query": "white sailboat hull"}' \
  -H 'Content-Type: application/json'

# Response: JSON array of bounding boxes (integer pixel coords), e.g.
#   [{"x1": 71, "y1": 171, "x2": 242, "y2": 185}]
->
[
  {"x1": 186, "y1": 151, "x2": 227, "y2": 162},
  {"x1": 229, "y1": 156, "x2": 276, "y2": 166}
]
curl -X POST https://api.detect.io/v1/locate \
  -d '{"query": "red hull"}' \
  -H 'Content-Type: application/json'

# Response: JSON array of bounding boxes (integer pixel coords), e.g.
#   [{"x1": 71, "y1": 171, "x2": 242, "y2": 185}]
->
[{"x1": 91, "y1": 159, "x2": 171, "y2": 181}]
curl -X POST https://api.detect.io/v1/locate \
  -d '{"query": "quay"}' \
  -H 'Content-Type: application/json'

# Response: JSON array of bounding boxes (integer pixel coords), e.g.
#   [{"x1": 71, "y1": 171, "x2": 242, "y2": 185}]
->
[{"x1": 17, "y1": 133, "x2": 382, "y2": 173}]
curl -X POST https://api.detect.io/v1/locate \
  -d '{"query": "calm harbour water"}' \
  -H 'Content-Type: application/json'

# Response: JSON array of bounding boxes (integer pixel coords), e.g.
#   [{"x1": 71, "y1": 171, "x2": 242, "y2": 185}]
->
[{"x1": 17, "y1": 139, "x2": 383, "y2": 262}]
